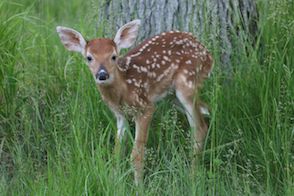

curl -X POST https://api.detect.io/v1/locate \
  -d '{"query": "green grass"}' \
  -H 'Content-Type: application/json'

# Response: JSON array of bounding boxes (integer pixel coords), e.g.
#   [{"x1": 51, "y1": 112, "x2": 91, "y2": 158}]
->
[{"x1": 0, "y1": 0, "x2": 293, "y2": 195}]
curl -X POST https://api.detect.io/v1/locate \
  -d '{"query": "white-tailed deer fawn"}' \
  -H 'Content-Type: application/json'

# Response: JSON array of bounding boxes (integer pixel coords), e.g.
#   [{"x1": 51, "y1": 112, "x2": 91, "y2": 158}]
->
[{"x1": 56, "y1": 19, "x2": 213, "y2": 185}]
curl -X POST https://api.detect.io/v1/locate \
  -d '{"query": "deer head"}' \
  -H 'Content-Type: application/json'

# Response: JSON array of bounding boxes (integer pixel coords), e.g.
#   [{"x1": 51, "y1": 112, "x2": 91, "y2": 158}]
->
[{"x1": 56, "y1": 20, "x2": 141, "y2": 85}]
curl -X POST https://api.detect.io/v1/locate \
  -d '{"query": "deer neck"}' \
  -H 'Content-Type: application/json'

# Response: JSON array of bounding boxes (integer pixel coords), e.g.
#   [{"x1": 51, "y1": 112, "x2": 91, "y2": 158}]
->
[{"x1": 97, "y1": 68, "x2": 127, "y2": 111}]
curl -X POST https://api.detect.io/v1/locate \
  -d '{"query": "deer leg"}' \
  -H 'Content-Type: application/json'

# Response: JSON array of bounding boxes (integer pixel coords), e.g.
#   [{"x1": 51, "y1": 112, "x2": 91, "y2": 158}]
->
[
  {"x1": 115, "y1": 112, "x2": 127, "y2": 142},
  {"x1": 193, "y1": 103, "x2": 208, "y2": 153},
  {"x1": 175, "y1": 90, "x2": 208, "y2": 155},
  {"x1": 131, "y1": 106, "x2": 154, "y2": 186},
  {"x1": 114, "y1": 112, "x2": 128, "y2": 156}
]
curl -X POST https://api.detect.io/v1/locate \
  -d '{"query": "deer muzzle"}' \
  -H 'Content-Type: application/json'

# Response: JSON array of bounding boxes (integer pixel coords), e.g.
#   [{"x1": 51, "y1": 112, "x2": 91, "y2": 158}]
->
[{"x1": 96, "y1": 66, "x2": 110, "y2": 82}]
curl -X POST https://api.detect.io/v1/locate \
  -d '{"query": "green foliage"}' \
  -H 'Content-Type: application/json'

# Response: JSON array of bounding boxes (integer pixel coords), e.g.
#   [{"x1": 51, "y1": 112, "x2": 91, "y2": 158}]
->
[{"x1": 0, "y1": 0, "x2": 293, "y2": 195}]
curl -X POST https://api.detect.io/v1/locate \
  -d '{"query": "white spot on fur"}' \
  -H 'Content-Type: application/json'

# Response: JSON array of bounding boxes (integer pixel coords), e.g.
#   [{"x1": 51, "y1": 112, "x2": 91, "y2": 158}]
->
[
  {"x1": 141, "y1": 67, "x2": 148, "y2": 72},
  {"x1": 130, "y1": 51, "x2": 142, "y2": 58},
  {"x1": 176, "y1": 40, "x2": 183, "y2": 45},
  {"x1": 187, "y1": 81, "x2": 193, "y2": 88},
  {"x1": 189, "y1": 71, "x2": 195, "y2": 76},
  {"x1": 126, "y1": 57, "x2": 131, "y2": 65},
  {"x1": 200, "y1": 106, "x2": 210, "y2": 116},
  {"x1": 132, "y1": 64, "x2": 141, "y2": 73},
  {"x1": 148, "y1": 72, "x2": 157, "y2": 78},
  {"x1": 163, "y1": 56, "x2": 170, "y2": 62},
  {"x1": 156, "y1": 64, "x2": 176, "y2": 82},
  {"x1": 171, "y1": 63, "x2": 178, "y2": 69},
  {"x1": 185, "y1": 60, "x2": 192, "y2": 64}
]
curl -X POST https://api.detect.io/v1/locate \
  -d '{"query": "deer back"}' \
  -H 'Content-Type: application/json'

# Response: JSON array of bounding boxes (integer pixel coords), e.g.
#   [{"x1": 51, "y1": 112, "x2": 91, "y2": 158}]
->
[{"x1": 118, "y1": 31, "x2": 213, "y2": 107}]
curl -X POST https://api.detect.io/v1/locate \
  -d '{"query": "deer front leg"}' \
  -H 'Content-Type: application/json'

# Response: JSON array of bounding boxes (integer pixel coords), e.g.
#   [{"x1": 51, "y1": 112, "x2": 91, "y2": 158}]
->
[
  {"x1": 114, "y1": 112, "x2": 127, "y2": 155},
  {"x1": 131, "y1": 106, "x2": 154, "y2": 186},
  {"x1": 115, "y1": 112, "x2": 127, "y2": 142}
]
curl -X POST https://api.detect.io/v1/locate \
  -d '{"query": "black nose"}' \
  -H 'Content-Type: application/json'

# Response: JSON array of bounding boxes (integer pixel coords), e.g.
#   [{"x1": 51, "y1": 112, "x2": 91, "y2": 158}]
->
[{"x1": 96, "y1": 70, "x2": 109, "y2": 81}]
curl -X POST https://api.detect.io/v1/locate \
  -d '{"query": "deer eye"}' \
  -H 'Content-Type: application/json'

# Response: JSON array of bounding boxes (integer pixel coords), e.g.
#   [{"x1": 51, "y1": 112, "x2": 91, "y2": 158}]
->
[
  {"x1": 111, "y1": 55, "x2": 117, "y2": 61},
  {"x1": 86, "y1": 56, "x2": 93, "y2": 62}
]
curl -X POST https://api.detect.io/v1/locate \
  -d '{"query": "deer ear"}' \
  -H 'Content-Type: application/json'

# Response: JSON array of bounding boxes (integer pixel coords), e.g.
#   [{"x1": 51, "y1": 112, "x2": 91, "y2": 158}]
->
[
  {"x1": 114, "y1": 19, "x2": 141, "y2": 52},
  {"x1": 56, "y1": 26, "x2": 86, "y2": 53}
]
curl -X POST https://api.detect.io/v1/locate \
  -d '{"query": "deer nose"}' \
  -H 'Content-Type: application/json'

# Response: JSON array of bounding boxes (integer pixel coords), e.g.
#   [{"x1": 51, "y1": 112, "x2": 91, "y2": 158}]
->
[{"x1": 96, "y1": 67, "x2": 109, "y2": 81}]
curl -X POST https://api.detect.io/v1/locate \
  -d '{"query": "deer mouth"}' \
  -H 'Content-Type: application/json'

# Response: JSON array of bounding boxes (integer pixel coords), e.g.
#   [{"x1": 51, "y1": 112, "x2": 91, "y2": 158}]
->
[
  {"x1": 95, "y1": 67, "x2": 113, "y2": 85},
  {"x1": 95, "y1": 74, "x2": 113, "y2": 85},
  {"x1": 97, "y1": 71, "x2": 109, "y2": 81}
]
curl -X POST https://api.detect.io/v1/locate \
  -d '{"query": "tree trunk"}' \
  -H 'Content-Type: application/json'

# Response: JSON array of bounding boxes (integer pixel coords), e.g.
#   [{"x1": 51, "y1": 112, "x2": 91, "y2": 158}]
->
[{"x1": 96, "y1": 0, "x2": 258, "y2": 71}]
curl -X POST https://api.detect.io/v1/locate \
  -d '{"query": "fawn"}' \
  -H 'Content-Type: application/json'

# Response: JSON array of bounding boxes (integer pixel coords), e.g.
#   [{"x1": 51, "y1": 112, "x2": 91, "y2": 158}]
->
[{"x1": 56, "y1": 19, "x2": 213, "y2": 185}]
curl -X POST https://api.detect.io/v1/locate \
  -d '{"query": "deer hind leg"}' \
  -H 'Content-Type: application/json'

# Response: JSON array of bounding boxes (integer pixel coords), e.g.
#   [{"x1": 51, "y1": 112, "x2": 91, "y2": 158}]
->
[
  {"x1": 131, "y1": 105, "x2": 154, "y2": 186},
  {"x1": 175, "y1": 87, "x2": 208, "y2": 155}
]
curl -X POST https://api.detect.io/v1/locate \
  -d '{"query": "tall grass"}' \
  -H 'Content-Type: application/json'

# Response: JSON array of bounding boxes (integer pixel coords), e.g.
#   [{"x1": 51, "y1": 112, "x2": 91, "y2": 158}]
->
[{"x1": 0, "y1": 0, "x2": 293, "y2": 195}]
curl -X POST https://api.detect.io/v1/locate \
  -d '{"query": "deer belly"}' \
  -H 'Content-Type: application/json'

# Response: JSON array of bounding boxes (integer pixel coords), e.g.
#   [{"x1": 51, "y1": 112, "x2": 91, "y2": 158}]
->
[{"x1": 149, "y1": 88, "x2": 174, "y2": 103}]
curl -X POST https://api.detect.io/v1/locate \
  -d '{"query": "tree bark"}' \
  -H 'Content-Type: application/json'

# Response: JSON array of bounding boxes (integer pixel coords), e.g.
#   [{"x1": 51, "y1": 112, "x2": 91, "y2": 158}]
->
[{"x1": 96, "y1": 0, "x2": 258, "y2": 71}]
